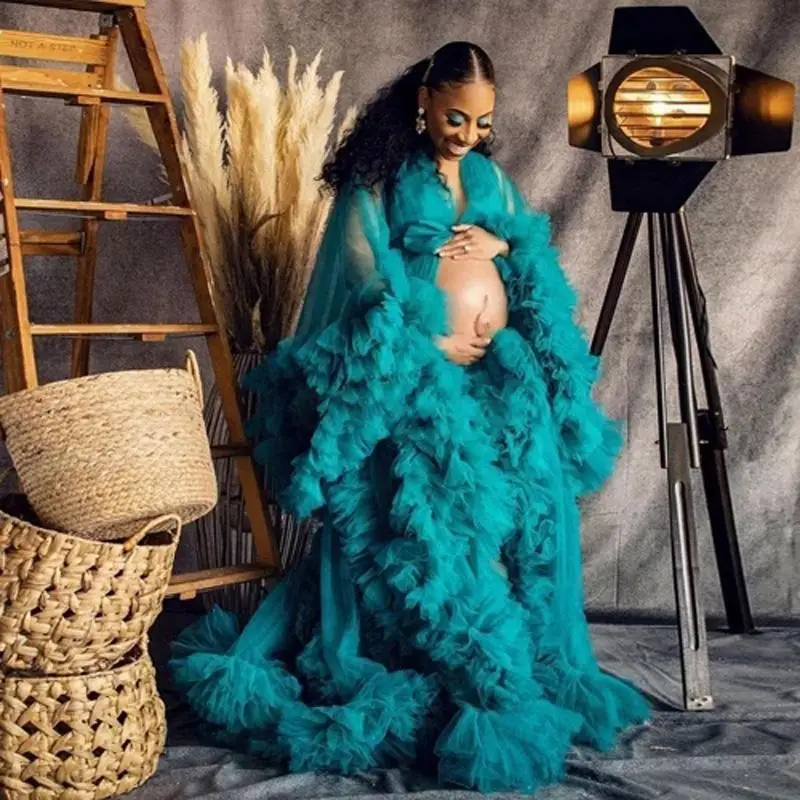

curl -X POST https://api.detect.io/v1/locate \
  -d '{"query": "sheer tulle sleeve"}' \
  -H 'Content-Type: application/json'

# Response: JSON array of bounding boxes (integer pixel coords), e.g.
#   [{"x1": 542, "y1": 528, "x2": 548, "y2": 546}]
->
[
  {"x1": 486, "y1": 163, "x2": 623, "y2": 496},
  {"x1": 244, "y1": 184, "x2": 446, "y2": 518},
  {"x1": 292, "y1": 186, "x2": 393, "y2": 345}
]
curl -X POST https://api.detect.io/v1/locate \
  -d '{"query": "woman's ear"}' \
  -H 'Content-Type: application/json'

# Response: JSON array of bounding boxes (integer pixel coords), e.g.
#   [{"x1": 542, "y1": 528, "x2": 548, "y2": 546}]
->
[{"x1": 417, "y1": 86, "x2": 429, "y2": 110}]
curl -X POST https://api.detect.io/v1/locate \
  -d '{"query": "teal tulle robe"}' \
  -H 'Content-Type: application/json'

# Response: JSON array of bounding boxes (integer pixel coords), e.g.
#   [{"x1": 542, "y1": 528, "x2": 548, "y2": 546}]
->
[{"x1": 170, "y1": 149, "x2": 651, "y2": 794}]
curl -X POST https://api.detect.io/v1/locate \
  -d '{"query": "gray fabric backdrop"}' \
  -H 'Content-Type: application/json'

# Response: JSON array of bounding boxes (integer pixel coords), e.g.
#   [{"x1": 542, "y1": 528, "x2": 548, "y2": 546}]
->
[{"x1": 0, "y1": 0, "x2": 796, "y2": 621}]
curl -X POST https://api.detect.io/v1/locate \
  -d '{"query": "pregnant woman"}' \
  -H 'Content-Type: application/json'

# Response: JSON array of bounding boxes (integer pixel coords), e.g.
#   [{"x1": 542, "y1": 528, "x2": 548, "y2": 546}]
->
[{"x1": 172, "y1": 41, "x2": 651, "y2": 794}]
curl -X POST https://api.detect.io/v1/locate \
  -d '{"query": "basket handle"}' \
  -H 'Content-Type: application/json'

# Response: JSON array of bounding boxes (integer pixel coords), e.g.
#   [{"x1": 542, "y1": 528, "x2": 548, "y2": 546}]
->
[
  {"x1": 184, "y1": 349, "x2": 204, "y2": 408},
  {"x1": 123, "y1": 513, "x2": 183, "y2": 552}
]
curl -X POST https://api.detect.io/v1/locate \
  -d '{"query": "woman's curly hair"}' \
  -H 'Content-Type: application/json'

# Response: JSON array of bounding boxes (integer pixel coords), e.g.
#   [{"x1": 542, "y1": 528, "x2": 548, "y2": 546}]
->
[{"x1": 321, "y1": 41, "x2": 495, "y2": 194}]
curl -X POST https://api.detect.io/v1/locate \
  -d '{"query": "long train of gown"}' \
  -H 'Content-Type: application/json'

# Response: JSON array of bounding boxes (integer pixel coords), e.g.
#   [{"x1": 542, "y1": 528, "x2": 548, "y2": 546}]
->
[{"x1": 170, "y1": 150, "x2": 651, "y2": 794}]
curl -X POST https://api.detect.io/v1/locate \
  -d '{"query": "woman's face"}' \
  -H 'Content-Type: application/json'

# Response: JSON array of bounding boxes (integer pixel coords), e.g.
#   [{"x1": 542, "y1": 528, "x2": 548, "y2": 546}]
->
[{"x1": 419, "y1": 80, "x2": 495, "y2": 162}]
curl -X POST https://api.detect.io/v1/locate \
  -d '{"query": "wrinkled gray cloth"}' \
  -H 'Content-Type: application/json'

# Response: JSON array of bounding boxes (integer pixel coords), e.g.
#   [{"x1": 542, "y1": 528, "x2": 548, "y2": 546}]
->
[
  {"x1": 132, "y1": 618, "x2": 800, "y2": 799},
  {"x1": 0, "y1": 0, "x2": 796, "y2": 621}
]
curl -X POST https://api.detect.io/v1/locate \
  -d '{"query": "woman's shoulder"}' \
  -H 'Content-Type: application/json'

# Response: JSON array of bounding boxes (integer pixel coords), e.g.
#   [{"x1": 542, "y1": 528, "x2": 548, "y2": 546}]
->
[
  {"x1": 474, "y1": 152, "x2": 514, "y2": 185},
  {"x1": 460, "y1": 151, "x2": 515, "y2": 204},
  {"x1": 475, "y1": 154, "x2": 534, "y2": 214},
  {"x1": 460, "y1": 150, "x2": 505, "y2": 180}
]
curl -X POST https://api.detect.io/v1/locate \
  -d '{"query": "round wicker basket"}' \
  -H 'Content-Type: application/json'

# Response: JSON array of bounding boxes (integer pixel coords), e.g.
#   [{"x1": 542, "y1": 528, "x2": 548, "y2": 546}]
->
[
  {"x1": 0, "y1": 644, "x2": 165, "y2": 800},
  {"x1": 0, "y1": 511, "x2": 181, "y2": 675},
  {"x1": 0, "y1": 351, "x2": 217, "y2": 539}
]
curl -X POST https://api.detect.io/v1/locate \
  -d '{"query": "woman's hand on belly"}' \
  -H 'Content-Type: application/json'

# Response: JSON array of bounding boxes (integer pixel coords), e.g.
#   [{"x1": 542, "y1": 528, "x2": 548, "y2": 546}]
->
[
  {"x1": 436, "y1": 332, "x2": 492, "y2": 366},
  {"x1": 436, "y1": 224, "x2": 509, "y2": 261}
]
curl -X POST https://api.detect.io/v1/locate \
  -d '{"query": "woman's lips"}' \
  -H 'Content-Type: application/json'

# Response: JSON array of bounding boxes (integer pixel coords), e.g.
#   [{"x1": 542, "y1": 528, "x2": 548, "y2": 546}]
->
[{"x1": 446, "y1": 141, "x2": 471, "y2": 157}]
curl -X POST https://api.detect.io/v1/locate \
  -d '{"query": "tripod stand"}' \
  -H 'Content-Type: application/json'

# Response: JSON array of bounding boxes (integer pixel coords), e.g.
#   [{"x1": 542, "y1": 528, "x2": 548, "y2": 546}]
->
[{"x1": 591, "y1": 209, "x2": 754, "y2": 710}]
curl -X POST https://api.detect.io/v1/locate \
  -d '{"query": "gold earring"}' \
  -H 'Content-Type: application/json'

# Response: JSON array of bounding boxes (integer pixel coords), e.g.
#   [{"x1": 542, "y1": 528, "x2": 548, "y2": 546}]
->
[{"x1": 416, "y1": 107, "x2": 426, "y2": 135}]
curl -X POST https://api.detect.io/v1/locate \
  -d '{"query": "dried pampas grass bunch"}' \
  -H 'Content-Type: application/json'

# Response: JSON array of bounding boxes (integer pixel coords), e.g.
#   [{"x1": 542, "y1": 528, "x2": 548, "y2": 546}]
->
[{"x1": 125, "y1": 35, "x2": 356, "y2": 353}]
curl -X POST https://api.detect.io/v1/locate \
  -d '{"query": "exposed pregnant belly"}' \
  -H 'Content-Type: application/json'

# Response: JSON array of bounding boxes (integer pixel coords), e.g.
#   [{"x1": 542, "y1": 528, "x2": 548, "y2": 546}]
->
[{"x1": 436, "y1": 257, "x2": 508, "y2": 337}]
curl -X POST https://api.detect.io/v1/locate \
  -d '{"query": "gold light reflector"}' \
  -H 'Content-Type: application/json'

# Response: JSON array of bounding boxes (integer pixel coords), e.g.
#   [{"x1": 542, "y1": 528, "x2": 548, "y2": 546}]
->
[{"x1": 612, "y1": 67, "x2": 712, "y2": 148}]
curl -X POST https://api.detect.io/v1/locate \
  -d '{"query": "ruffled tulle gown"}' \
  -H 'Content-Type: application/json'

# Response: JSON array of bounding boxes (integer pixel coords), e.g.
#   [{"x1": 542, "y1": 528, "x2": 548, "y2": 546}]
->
[{"x1": 170, "y1": 150, "x2": 651, "y2": 794}]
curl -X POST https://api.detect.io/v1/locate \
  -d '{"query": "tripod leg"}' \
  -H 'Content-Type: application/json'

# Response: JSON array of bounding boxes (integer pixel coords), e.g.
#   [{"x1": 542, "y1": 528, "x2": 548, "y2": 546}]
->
[
  {"x1": 590, "y1": 211, "x2": 643, "y2": 356},
  {"x1": 674, "y1": 209, "x2": 754, "y2": 634},
  {"x1": 647, "y1": 213, "x2": 669, "y2": 468},
  {"x1": 666, "y1": 422, "x2": 714, "y2": 710},
  {"x1": 649, "y1": 215, "x2": 714, "y2": 710},
  {"x1": 658, "y1": 213, "x2": 701, "y2": 467}
]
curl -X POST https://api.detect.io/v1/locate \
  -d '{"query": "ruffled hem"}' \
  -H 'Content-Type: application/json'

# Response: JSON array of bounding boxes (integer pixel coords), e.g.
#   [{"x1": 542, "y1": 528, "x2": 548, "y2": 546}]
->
[
  {"x1": 533, "y1": 661, "x2": 652, "y2": 751},
  {"x1": 170, "y1": 613, "x2": 601, "y2": 792},
  {"x1": 436, "y1": 699, "x2": 583, "y2": 793},
  {"x1": 171, "y1": 607, "x2": 439, "y2": 773},
  {"x1": 170, "y1": 607, "x2": 301, "y2": 736}
]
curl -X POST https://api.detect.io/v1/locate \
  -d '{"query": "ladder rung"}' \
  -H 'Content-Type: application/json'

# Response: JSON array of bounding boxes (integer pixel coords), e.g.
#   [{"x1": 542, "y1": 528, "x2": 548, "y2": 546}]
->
[
  {"x1": 21, "y1": 230, "x2": 83, "y2": 256},
  {"x1": 2, "y1": 83, "x2": 167, "y2": 106},
  {"x1": 211, "y1": 443, "x2": 251, "y2": 459},
  {"x1": 0, "y1": 65, "x2": 100, "y2": 94},
  {"x1": 2, "y1": 0, "x2": 146, "y2": 11},
  {"x1": 165, "y1": 564, "x2": 277, "y2": 600},
  {"x1": 30, "y1": 323, "x2": 217, "y2": 338},
  {"x1": 14, "y1": 199, "x2": 192, "y2": 219}
]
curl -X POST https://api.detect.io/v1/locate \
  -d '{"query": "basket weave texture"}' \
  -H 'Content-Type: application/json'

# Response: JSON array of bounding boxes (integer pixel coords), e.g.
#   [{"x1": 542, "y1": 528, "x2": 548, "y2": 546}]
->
[
  {"x1": 0, "y1": 511, "x2": 180, "y2": 675},
  {"x1": 0, "y1": 645, "x2": 165, "y2": 800},
  {"x1": 0, "y1": 351, "x2": 217, "y2": 540}
]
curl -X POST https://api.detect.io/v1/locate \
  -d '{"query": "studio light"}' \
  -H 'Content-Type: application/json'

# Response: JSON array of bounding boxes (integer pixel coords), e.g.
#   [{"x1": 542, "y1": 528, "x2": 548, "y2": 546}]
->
[
  {"x1": 566, "y1": 6, "x2": 795, "y2": 712},
  {"x1": 568, "y1": 5, "x2": 795, "y2": 211}
]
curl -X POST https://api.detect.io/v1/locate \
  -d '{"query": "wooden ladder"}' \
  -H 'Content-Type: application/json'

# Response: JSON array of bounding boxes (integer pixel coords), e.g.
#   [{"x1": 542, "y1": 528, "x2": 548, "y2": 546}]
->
[{"x1": 0, "y1": 0, "x2": 281, "y2": 598}]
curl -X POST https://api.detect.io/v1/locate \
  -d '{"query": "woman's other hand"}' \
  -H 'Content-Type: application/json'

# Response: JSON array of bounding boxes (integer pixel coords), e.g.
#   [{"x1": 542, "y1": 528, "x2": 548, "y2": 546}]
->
[{"x1": 436, "y1": 333, "x2": 492, "y2": 365}]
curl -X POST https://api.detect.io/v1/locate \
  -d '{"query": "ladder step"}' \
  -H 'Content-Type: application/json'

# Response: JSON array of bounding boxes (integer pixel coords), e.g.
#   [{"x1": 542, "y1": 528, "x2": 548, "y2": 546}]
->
[
  {"x1": 2, "y1": 82, "x2": 167, "y2": 106},
  {"x1": 15, "y1": 199, "x2": 192, "y2": 219},
  {"x1": 165, "y1": 564, "x2": 277, "y2": 600},
  {"x1": 30, "y1": 323, "x2": 217, "y2": 338},
  {"x1": 2, "y1": 0, "x2": 146, "y2": 11},
  {"x1": 211, "y1": 443, "x2": 251, "y2": 459},
  {"x1": 21, "y1": 230, "x2": 83, "y2": 256},
  {"x1": 0, "y1": 30, "x2": 108, "y2": 67}
]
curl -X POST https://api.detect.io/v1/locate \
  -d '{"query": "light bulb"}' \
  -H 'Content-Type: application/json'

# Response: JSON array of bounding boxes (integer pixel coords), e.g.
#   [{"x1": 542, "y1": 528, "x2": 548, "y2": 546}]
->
[{"x1": 648, "y1": 101, "x2": 671, "y2": 117}]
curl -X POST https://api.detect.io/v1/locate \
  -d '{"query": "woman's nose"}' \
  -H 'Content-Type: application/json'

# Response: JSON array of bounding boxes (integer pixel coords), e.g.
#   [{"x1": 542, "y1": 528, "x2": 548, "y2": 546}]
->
[{"x1": 462, "y1": 122, "x2": 479, "y2": 145}]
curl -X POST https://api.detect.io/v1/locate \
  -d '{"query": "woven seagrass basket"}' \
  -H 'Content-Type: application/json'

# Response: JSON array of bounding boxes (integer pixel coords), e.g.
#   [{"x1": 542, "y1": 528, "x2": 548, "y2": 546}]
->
[
  {"x1": 0, "y1": 351, "x2": 217, "y2": 540},
  {"x1": 0, "y1": 644, "x2": 165, "y2": 800},
  {"x1": 0, "y1": 510, "x2": 181, "y2": 675}
]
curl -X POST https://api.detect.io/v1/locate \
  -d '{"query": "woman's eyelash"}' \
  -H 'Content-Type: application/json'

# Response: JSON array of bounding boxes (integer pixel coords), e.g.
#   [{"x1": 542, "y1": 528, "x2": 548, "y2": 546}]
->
[{"x1": 446, "y1": 116, "x2": 493, "y2": 129}]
